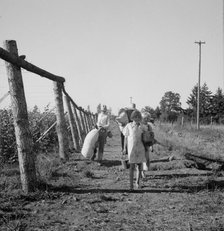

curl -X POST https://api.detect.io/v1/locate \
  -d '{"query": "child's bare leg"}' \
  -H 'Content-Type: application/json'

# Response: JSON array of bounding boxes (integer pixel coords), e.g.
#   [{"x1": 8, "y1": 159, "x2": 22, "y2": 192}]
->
[
  {"x1": 129, "y1": 163, "x2": 135, "y2": 190},
  {"x1": 142, "y1": 165, "x2": 146, "y2": 178},
  {"x1": 136, "y1": 164, "x2": 142, "y2": 188},
  {"x1": 145, "y1": 148, "x2": 150, "y2": 170}
]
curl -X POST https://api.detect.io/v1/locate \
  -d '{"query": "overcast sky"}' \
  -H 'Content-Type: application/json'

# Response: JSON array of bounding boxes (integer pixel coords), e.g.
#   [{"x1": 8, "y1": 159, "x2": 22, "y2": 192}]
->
[{"x1": 0, "y1": 0, "x2": 223, "y2": 114}]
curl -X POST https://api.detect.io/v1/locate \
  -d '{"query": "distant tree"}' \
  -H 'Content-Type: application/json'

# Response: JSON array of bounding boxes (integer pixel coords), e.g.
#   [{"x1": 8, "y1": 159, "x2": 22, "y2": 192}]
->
[
  {"x1": 154, "y1": 106, "x2": 161, "y2": 120},
  {"x1": 186, "y1": 83, "x2": 213, "y2": 123},
  {"x1": 200, "y1": 83, "x2": 213, "y2": 119},
  {"x1": 142, "y1": 106, "x2": 156, "y2": 118},
  {"x1": 186, "y1": 84, "x2": 197, "y2": 119},
  {"x1": 211, "y1": 87, "x2": 224, "y2": 123},
  {"x1": 159, "y1": 91, "x2": 182, "y2": 122}
]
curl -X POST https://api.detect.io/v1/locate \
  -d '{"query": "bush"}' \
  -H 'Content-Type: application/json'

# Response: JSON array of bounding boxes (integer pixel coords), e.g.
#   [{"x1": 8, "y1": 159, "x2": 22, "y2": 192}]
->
[
  {"x1": 0, "y1": 109, "x2": 16, "y2": 163},
  {"x1": 0, "y1": 105, "x2": 58, "y2": 163},
  {"x1": 29, "y1": 105, "x2": 58, "y2": 154}
]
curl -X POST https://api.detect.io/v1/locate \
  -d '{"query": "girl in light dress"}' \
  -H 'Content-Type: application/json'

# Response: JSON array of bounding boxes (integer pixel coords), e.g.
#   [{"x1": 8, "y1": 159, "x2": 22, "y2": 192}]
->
[{"x1": 123, "y1": 110, "x2": 147, "y2": 190}]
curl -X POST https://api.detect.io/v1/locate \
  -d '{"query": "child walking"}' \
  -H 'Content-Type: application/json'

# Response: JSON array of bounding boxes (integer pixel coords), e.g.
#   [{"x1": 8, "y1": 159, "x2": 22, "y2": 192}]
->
[
  {"x1": 123, "y1": 110, "x2": 146, "y2": 190},
  {"x1": 96, "y1": 105, "x2": 110, "y2": 163},
  {"x1": 141, "y1": 112, "x2": 154, "y2": 178}
]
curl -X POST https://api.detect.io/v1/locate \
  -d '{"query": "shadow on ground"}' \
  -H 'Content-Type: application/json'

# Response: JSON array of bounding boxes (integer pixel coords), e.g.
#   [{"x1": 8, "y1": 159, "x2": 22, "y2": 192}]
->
[
  {"x1": 38, "y1": 173, "x2": 224, "y2": 194},
  {"x1": 176, "y1": 179, "x2": 224, "y2": 192},
  {"x1": 47, "y1": 185, "x2": 186, "y2": 194}
]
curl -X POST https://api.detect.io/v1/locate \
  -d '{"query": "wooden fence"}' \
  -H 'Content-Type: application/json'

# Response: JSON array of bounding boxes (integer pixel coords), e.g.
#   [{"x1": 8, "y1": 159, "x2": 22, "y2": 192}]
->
[{"x1": 0, "y1": 40, "x2": 97, "y2": 193}]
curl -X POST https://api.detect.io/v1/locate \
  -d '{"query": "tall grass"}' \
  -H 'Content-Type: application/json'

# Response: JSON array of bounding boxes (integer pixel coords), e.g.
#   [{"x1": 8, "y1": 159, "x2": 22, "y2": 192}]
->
[
  {"x1": 0, "y1": 106, "x2": 58, "y2": 164},
  {"x1": 153, "y1": 121, "x2": 224, "y2": 160}
]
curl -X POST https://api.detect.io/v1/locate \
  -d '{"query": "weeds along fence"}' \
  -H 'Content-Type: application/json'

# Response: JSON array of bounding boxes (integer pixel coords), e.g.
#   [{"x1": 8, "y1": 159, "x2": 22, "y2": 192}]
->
[{"x1": 0, "y1": 40, "x2": 97, "y2": 193}]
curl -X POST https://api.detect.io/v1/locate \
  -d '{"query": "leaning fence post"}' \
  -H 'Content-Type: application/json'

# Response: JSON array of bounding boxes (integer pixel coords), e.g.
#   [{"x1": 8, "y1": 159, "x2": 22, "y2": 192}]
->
[
  {"x1": 79, "y1": 109, "x2": 87, "y2": 137},
  {"x1": 90, "y1": 113, "x2": 94, "y2": 126},
  {"x1": 64, "y1": 95, "x2": 80, "y2": 151},
  {"x1": 87, "y1": 112, "x2": 93, "y2": 130},
  {"x1": 86, "y1": 113, "x2": 92, "y2": 130},
  {"x1": 71, "y1": 104, "x2": 83, "y2": 145},
  {"x1": 83, "y1": 110, "x2": 90, "y2": 132},
  {"x1": 93, "y1": 113, "x2": 97, "y2": 126},
  {"x1": 4, "y1": 40, "x2": 37, "y2": 194},
  {"x1": 94, "y1": 113, "x2": 97, "y2": 124},
  {"x1": 53, "y1": 81, "x2": 69, "y2": 161},
  {"x1": 88, "y1": 113, "x2": 93, "y2": 129}
]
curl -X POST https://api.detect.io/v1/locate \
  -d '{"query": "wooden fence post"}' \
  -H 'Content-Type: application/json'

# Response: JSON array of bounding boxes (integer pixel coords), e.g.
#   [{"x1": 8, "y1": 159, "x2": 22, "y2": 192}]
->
[
  {"x1": 71, "y1": 104, "x2": 83, "y2": 145},
  {"x1": 88, "y1": 112, "x2": 93, "y2": 130},
  {"x1": 64, "y1": 95, "x2": 80, "y2": 151},
  {"x1": 83, "y1": 112, "x2": 87, "y2": 132},
  {"x1": 87, "y1": 113, "x2": 93, "y2": 130},
  {"x1": 93, "y1": 113, "x2": 96, "y2": 125},
  {"x1": 89, "y1": 113, "x2": 94, "y2": 128},
  {"x1": 83, "y1": 111, "x2": 90, "y2": 132},
  {"x1": 92, "y1": 113, "x2": 96, "y2": 126},
  {"x1": 4, "y1": 40, "x2": 37, "y2": 193},
  {"x1": 78, "y1": 109, "x2": 87, "y2": 137},
  {"x1": 88, "y1": 113, "x2": 93, "y2": 129},
  {"x1": 53, "y1": 81, "x2": 69, "y2": 161},
  {"x1": 94, "y1": 113, "x2": 98, "y2": 124}
]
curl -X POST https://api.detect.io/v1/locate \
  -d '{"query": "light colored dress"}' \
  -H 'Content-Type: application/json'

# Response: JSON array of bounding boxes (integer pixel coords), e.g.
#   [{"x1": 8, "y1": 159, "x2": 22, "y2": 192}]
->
[{"x1": 123, "y1": 122, "x2": 146, "y2": 164}]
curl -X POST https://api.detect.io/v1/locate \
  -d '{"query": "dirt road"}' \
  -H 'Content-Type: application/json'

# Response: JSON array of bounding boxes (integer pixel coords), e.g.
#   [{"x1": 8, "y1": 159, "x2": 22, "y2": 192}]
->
[{"x1": 1, "y1": 122, "x2": 224, "y2": 231}]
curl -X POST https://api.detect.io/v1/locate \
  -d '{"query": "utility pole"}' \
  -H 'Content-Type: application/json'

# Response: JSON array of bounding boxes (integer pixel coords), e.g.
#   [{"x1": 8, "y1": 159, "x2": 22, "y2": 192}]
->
[
  {"x1": 195, "y1": 40, "x2": 205, "y2": 130},
  {"x1": 130, "y1": 97, "x2": 132, "y2": 105}
]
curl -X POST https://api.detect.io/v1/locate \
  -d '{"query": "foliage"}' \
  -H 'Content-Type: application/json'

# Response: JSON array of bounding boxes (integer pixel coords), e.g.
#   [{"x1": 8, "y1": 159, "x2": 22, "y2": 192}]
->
[
  {"x1": 29, "y1": 105, "x2": 58, "y2": 154},
  {"x1": 0, "y1": 109, "x2": 16, "y2": 163},
  {"x1": 141, "y1": 106, "x2": 156, "y2": 119},
  {"x1": 159, "y1": 91, "x2": 182, "y2": 122},
  {"x1": 210, "y1": 88, "x2": 224, "y2": 123},
  {"x1": 154, "y1": 106, "x2": 161, "y2": 120},
  {"x1": 0, "y1": 105, "x2": 58, "y2": 163},
  {"x1": 186, "y1": 83, "x2": 224, "y2": 124}
]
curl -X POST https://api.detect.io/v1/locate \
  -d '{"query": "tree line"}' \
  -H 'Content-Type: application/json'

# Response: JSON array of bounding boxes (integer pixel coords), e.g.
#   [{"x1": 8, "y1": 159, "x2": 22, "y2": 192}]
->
[{"x1": 143, "y1": 83, "x2": 224, "y2": 124}]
